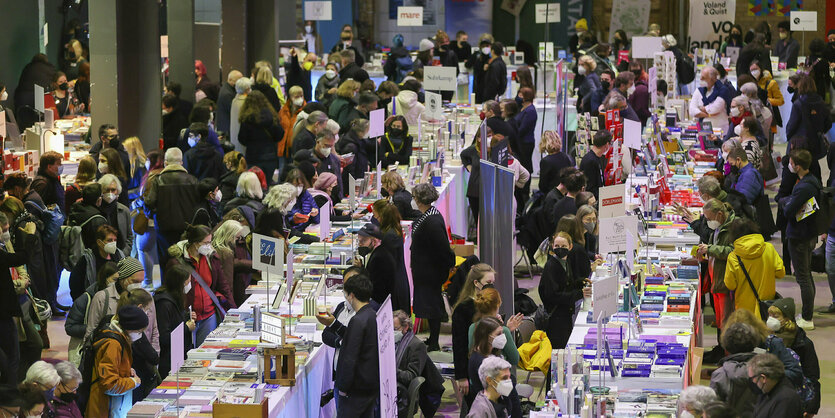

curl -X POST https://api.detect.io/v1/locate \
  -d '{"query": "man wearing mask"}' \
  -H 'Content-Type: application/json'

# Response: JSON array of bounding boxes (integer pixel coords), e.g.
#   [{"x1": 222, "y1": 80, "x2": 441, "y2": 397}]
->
[
  {"x1": 30, "y1": 151, "x2": 66, "y2": 213},
  {"x1": 450, "y1": 31, "x2": 472, "y2": 63},
  {"x1": 292, "y1": 110, "x2": 328, "y2": 156},
  {"x1": 89, "y1": 124, "x2": 130, "y2": 170},
  {"x1": 773, "y1": 21, "x2": 799, "y2": 69},
  {"x1": 688, "y1": 66, "x2": 730, "y2": 136},
  {"x1": 354, "y1": 224, "x2": 395, "y2": 305},
  {"x1": 580, "y1": 130, "x2": 612, "y2": 199},
  {"x1": 183, "y1": 122, "x2": 225, "y2": 181},
  {"x1": 285, "y1": 47, "x2": 317, "y2": 102},
  {"x1": 338, "y1": 92, "x2": 378, "y2": 133},
  {"x1": 392, "y1": 309, "x2": 445, "y2": 417},
  {"x1": 727, "y1": 146, "x2": 763, "y2": 205},
  {"x1": 337, "y1": 49, "x2": 368, "y2": 84},
  {"x1": 466, "y1": 35, "x2": 494, "y2": 104},
  {"x1": 334, "y1": 274, "x2": 379, "y2": 417},
  {"x1": 587, "y1": 70, "x2": 615, "y2": 116},
  {"x1": 313, "y1": 131, "x2": 343, "y2": 202},
  {"x1": 483, "y1": 42, "x2": 508, "y2": 103},
  {"x1": 68, "y1": 225, "x2": 123, "y2": 300},
  {"x1": 826, "y1": 30, "x2": 835, "y2": 65}
]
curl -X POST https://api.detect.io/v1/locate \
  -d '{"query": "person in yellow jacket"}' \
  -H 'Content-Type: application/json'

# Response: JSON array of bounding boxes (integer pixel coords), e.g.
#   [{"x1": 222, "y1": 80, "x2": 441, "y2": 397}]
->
[
  {"x1": 724, "y1": 218, "x2": 785, "y2": 319},
  {"x1": 750, "y1": 61, "x2": 785, "y2": 133}
]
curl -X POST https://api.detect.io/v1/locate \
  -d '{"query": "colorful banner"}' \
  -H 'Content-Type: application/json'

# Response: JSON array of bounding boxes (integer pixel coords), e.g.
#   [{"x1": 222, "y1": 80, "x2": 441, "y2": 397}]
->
[
  {"x1": 748, "y1": 0, "x2": 803, "y2": 16},
  {"x1": 445, "y1": 0, "x2": 493, "y2": 39},
  {"x1": 608, "y1": 0, "x2": 651, "y2": 43},
  {"x1": 687, "y1": 0, "x2": 737, "y2": 53}
]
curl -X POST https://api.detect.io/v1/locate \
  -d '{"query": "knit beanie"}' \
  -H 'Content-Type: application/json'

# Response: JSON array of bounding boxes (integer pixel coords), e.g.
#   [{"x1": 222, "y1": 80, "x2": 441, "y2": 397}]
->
[
  {"x1": 314, "y1": 172, "x2": 338, "y2": 191},
  {"x1": 117, "y1": 305, "x2": 149, "y2": 331},
  {"x1": 772, "y1": 298, "x2": 796, "y2": 321},
  {"x1": 117, "y1": 257, "x2": 144, "y2": 280}
]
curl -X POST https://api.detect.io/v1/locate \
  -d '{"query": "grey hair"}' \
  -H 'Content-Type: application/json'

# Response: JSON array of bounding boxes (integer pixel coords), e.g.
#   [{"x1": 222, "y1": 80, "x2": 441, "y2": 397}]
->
[
  {"x1": 98, "y1": 173, "x2": 123, "y2": 194},
  {"x1": 393, "y1": 310, "x2": 412, "y2": 331},
  {"x1": 235, "y1": 77, "x2": 253, "y2": 94},
  {"x1": 340, "y1": 48, "x2": 356, "y2": 63},
  {"x1": 351, "y1": 119, "x2": 370, "y2": 134},
  {"x1": 739, "y1": 82, "x2": 759, "y2": 99},
  {"x1": 235, "y1": 171, "x2": 263, "y2": 200},
  {"x1": 702, "y1": 198, "x2": 731, "y2": 217},
  {"x1": 697, "y1": 176, "x2": 721, "y2": 199},
  {"x1": 604, "y1": 91, "x2": 627, "y2": 111},
  {"x1": 212, "y1": 220, "x2": 243, "y2": 251},
  {"x1": 701, "y1": 66, "x2": 719, "y2": 80},
  {"x1": 24, "y1": 360, "x2": 61, "y2": 387},
  {"x1": 748, "y1": 353, "x2": 785, "y2": 380},
  {"x1": 413, "y1": 182, "x2": 439, "y2": 205},
  {"x1": 678, "y1": 385, "x2": 717, "y2": 415},
  {"x1": 55, "y1": 361, "x2": 82, "y2": 385},
  {"x1": 731, "y1": 94, "x2": 750, "y2": 110},
  {"x1": 478, "y1": 355, "x2": 511, "y2": 387},
  {"x1": 263, "y1": 183, "x2": 299, "y2": 214},
  {"x1": 306, "y1": 110, "x2": 328, "y2": 126},
  {"x1": 325, "y1": 119, "x2": 340, "y2": 136},
  {"x1": 164, "y1": 147, "x2": 183, "y2": 165},
  {"x1": 721, "y1": 138, "x2": 740, "y2": 152}
]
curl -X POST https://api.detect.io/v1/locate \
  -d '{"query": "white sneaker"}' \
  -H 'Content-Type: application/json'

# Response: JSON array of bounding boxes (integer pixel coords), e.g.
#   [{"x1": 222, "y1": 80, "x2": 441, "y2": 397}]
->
[{"x1": 796, "y1": 317, "x2": 815, "y2": 330}]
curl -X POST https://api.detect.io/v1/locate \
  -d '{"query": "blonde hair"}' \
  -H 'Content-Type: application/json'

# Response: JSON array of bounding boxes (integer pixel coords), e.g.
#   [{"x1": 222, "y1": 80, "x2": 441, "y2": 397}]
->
[
  {"x1": 212, "y1": 220, "x2": 243, "y2": 251},
  {"x1": 336, "y1": 80, "x2": 360, "y2": 99},
  {"x1": 702, "y1": 198, "x2": 731, "y2": 217},
  {"x1": 454, "y1": 263, "x2": 496, "y2": 308},
  {"x1": 725, "y1": 308, "x2": 770, "y2": 343},
  {"x1": 75, "y1": 156, "x2": 98, "y2": 184},
  {"x1": 575, "y1": 205, "x2": 598, "y2": 235},
  {"x1": 767, "y1": 305, "x2": 797, "y2": 334},
  {"x1": 554, "y1": 231, "x2": 573, "y2": 246},
  {"x1": 579, "y1": 55, "x2": 597, "y2": 72},
  {"x1": 255, "y1": 66, "x2": 273, "y2": 85},
  {"x1": 236, "y1": 172, "x2": 263, "y2": 199},
  {"x1": 288, "y1": 85, "x2": 303, "y2": 97},
  {"x1": 223, "y1": 151, "x2": 247, "y2": 174},
  {"x1": 381, "y1": 171, "x2": 405, "y2": 193},
  {"x1": 122, "y1": 137, "x2": 147, "y2": 175},
  {"x1": 539, "y1": 130, "x2": 562, "y2": 154},
  {"x1": 263, "y1": 183, "x2": 299, "y2": 214}
]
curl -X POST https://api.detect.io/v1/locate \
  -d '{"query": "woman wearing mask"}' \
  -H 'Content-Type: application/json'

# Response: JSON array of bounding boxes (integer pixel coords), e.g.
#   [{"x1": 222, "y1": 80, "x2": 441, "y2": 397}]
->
[
  {"x1": 211, "y1": 220, "x2": 253, "y2": 307},
  {"x1": 299, "y1": 20, "x2": 322, "y2": 56},
  {"x1": 98, "y1": 148, "x2": 130, "y2": 205},
  {"x1": 85, "y1": 306, "x2": 147, "y2": 418},
  {"x1": 66, "y1": 262, "x2": 117, "y2": 366},
  {"x1": 23, "y1": 360, "x2": 60, "y2": 410},
  {"x1": 122, "y1": 137, "x2": 147, "y2": 201},
  {"x1": 315, "y1": 62, "x2": 341, "y2": 109},
  {"x1": 219, "y1": 151, "x2": 247, "y2": 211},
  {"x1": 555, "y1": 216, "x2": 595, "y2": 276},
  {"x1": 575, "y1": 205, "x2": 600, "y2": 261},
  {"x1": 466, "y1": 315, "x2": 522, "y2": 417},
  {"x1": 279, "y1": 86, "x2": 306, "y2": 162},
  {"x1": 381, "y1": 171, "x2": 420, "y2": 220},
  {"x1": 750, "y1": 60, "x2": 785, "y2": 132},
  {"x1": 514, "y1": 66, "x2": 534, "y2": 106},
  {"x1": 51, "y1": 361, "x2": 83, "y2": 418},
  {"x1": 720, "y1": 24, "x2": 744, "y2": 56},
  {"x1": 381, "y1": 115, "x2": 413, "y2": 167},
  {"x1": 575, "y1": 56, "x2": 601, "y2": 110},
  {"x1": 613, "y1": 30, "x2": 631, "y2": 54},
  {"x1": 49, "y1": 71, "x2": 75, "y2": 118},
  {"x1": 238, "y1": 90, "x2": 284, "y2": 184},
  {"x1": 540, "y1": 232, "x2": 592, "y2": 348},
  {"x1": 369, "y1": 200, "x2": 410, "y2": 313},
  {"x1": 767, "y1": 298, "x2": 820, "y2": 416},
  {"x1": 69, "y1": 226, "x2": 124, "y2": 301},
  {"x1": 166, "y1": 224, "x2": 235, "y2": 346},
  {"x1": 191, "y1": 178, "x2": 222, "y2": 229},
  {"x1": 64, "y1": 156, "x2": 97, "y2": 210},
  {"x1": 451, "y1": 264, "x2": 495, "y2": 399},
  {"x1": 153, "y1": 265, "x2": 196, "y2": 380},
  {"x1": 98, "y1": 175, "x2": 133, "y2": 255},
  {"x1": 310, "y1": 173, "x2": 352, "y2": 222},
  {"x1": 284, "y1": 166, "x2": 320, "y2": 230},
  {"x1": 336, "y1": 119, "x2": 375, "y2": 187},
  {"x1": 734, "y1": 116, "x2": 765, "y2": 170},
  {"x1": 116, "y1": 289, "x2": 159, "y2": 402}
]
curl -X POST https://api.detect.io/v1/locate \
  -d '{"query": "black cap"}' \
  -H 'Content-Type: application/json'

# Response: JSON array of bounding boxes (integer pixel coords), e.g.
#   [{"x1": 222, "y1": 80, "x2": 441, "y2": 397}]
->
[
  {"x1": 358, "y1": 223, "x2": 383, "y2": 240},
  {"x1": 486, "y1": 117, "x2": 514, "y2": 138},
  {"x1": 293, "y1": 149, "x2": 320, "y2": 165}
]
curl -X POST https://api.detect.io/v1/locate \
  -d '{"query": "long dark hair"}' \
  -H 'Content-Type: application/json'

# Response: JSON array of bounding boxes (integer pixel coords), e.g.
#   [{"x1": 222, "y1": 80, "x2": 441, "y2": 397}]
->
[
  {"x1": 95, "y1": 261, "x2": 118, "y2": 292},
  {"x1": 471, "y1": 316, "x2": 503, "y2": 357},
  {"x1": 254, "y1": 207, "x2": 287, "y2": 240},
  {"x1": 161, "y1": 264, "x2": 191, "y2": 308},
  {"x1": 101, "y1": 148, "x2": 128, "y2": 180},
  {"x1": 239, "y1": 90, "x2": 278, "y2": 124}
]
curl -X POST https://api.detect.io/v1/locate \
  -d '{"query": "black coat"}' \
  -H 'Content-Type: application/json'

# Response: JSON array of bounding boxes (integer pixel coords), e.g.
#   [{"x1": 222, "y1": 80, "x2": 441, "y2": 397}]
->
[
  {"x1": 552, "y1": 196, "x2": 577, "y2": 223},
  {"x1": 30, "y1": 169, "x2": 66, "y2": 214},
  {"x1": 153, "y1": 290, "x2": 192, "y2": 380},
  {"x1": 251, "y1": 83, "x2": 281, "y2": 113},
  {"x1": 466, "y1": 51, "x2": 490, "y2": 104},
  {"x1": 335, "y1": 304, "x2": 379, "y2": 396},
  {"x1": 218, "y1": 170, "x2": 239, "y2": 211},
  {"x1": 336, "y1": 130, "x2": 377, "y2": 187},
  {"x1": 183, "y1": 140, "x2": 225, "y2": 181},
  {"x1": 381, "y1": 230, "x2": 410, "y2": 314},
  {"x1": 291, "y1": 128, "x2": 317, "y2": 157},
  {"x1": 284, "y1": 55, "x2": 312, "y2": 102},
  {"x1": 381, "y1": 132, "x2": 413, "y2": 167},
  {"x1": 216, "y1": 82, "x2": 236, "y2": 135},
  {"x1": 539, "y1": 253, "x2": 587, "y2": 349},
  {"x1": 395, "y1": 334, "x2": 445, "y2": 417},
  {"x1": 789, "y1": 327, "x2": 820, "y2": 413},
  {"x1": 460, "y1": 145, "x2": 481, "y2": 199},
  {"x1": 161, "y1": 105, "x2": 190, "y2": 151},
  {"x1": 580, "y1": 150, "x2": 605, "y2": 199},
  {"x1": 131, "y1": 333, "x2": 160, "y2": 402},
  {"x1": 0, "y1": 248, "x2": 28, "y2": 320},
  {"x1": 238, "y1": 108, "x2": 283, "y2": 165},
  {"x1": 391, "y1": 188, "x2": 420, "y2": 220},
  {"x1": 366, "y1": 246, "x2": 397, "y2": 306},
  {"x1": 483, "y1": 58, "x2": 508, "y2": 102},
  {"x1": 451, "y1": 298, "x2": 475, "y2": 380},
  {"x1": 339, "y1": 62, "x2": 370, "y2": 84},
  {"x1": 410, "y1": 211, "x2": 455, "y2": 319},
  {"x1": 68, "y1": 202, "x2": 107, "y2": 251},
  {"x1": 539, "y1": 152, "x2": 574, "y2": 194}
]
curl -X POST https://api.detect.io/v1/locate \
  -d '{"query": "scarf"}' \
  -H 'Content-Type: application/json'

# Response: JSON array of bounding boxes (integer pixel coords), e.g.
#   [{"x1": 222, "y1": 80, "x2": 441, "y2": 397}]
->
[
  {"x1": 700, "y1": 83, "x2": 723, "y2": 107},
  {"x1": 395, "y1": 331, "x2": 415, "y2": 366},
  {"x1": 412, "y1": 206, "x2": 440, "y2": 234}
]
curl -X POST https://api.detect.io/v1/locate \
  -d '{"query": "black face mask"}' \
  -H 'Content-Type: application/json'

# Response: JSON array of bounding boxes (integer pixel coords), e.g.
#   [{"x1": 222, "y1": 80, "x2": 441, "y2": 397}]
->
[
  {"x1": 748, "y1": 378, "x2": 763, "y2": 395},
  {"x1": 481, "y1": 283, "x2": 495, "y2": 290},
  {"x1": 358, "y1": 246, "x2": 372, "y2": 257},
  {"x1": 601, "y1": 80, "x2": 611, "y2": 90},
  {"x1": 381, "y1": 188, "x2": 390, "y2": 197},
  {"x1": 59, "y1": 392, "x2": 78, "y2": 403},
  {"x1": 59, "y1": 82, "x2": 69, "y2": 91},
  {"x1": 787, "y1": 86, "x2": 796, "y2": 94},
  {"x1": 389, "y1": 128, "x2": 404, "y2": 138},
  {"x1": 553, "y1": 247, "x2": 570, "y2": 259}
]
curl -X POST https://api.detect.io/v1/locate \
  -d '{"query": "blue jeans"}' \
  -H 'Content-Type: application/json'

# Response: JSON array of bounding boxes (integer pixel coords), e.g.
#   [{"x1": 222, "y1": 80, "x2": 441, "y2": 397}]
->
[
  {"x1": 194, "y1": 312, "x2": 218, "y2": 347},
  {"x1": 133, "y1": 228, "x2": 158, "y2": 287},
  {"x1": 825, "y1": 236, "x2": 835, "y2": 304}
]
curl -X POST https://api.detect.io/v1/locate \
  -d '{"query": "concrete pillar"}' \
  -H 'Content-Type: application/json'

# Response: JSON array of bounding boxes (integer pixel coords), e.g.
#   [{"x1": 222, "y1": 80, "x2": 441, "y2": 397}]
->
[
  {"x1": 221, "y1": 0, "x2": 247, "y2": 75},
  {"x1": 276, "y1": 0, "x2": 297, "y2": 40},
  {"x1": 168, "y1": 0, "x2": 195, "y2": 102},
  {"x1": 246, "y1": 0, "x2": 280, "y2": 71},
  {"x1": 88, "y1": 0, "x2": 119, "y2": 138}
]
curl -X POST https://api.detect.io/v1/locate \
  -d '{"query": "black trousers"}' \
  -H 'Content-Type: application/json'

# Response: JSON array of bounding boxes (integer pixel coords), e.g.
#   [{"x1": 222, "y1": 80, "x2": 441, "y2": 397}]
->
[
  {"x1": 336, "y1": 392, "x2": 376, "y2": 418},
  {"x1": 0, "y1": 318, "x2": 20, "y2": 384}
]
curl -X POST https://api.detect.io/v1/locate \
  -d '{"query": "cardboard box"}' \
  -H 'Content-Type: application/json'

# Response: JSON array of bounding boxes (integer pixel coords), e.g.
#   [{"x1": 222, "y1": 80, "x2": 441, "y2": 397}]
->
[
  {"x1": 212, "y1": 399, "x2": 268, "y2": 418},
  {"x1": 451, "y1": 243, "x2": 475, "y2": 258}
]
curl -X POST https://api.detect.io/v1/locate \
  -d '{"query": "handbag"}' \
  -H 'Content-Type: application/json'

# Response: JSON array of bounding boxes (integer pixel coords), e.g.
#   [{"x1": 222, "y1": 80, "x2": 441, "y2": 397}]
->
[
  {"x1": 133, "y1": 210, "x2": 149, "y2": 235},
  {"x1": 736, "y1": 255, "x2": 776, "y2": 321}
]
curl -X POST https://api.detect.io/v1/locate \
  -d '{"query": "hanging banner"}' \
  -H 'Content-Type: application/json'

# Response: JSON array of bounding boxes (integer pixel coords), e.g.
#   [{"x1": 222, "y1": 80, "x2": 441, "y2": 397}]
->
[
  {"x1": 748, "y1": 0, "x2": 803, "y2": 16},
  {"x1": 376, "y1": 297, "x2": 397, "y2": 418},
  {"x1": 608, "y1": 0, "x2": 651, "y2": 44},
  {"x1": 444, "y1": 0, "x2": 492, "y2": 42},
  {"x1": 500, "y1": 0, "x2": 528, "y2": 16},
  {"x1": 687, "y1": 0, "x2": 736, "y2": 52}
]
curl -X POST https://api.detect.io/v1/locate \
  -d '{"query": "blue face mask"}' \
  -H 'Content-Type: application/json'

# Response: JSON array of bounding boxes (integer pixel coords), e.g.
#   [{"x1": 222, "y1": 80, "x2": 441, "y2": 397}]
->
[
  {"x1": 44, "y1": 387, "x2": 55, "y2": 401},
  {"x1": 188, "y1": 136, "x2": 199, "y2": 148}
]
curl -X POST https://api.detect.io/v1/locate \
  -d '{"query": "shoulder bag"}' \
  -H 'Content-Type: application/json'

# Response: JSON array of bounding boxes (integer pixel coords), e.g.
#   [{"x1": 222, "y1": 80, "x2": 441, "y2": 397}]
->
[{"x1": 736, "y1": 255, "x2": 778, "y2": 321}]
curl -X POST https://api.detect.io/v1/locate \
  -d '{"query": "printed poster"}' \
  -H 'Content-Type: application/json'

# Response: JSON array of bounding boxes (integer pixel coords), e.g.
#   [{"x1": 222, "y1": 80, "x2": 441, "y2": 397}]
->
[
  {"x1": 687, "y1": 0, "x2": 736, "y2": 52},
  {"x1": 608, "y1": 0, "x2": 651, "y2": 44},
  {"x1": 748, "y1": 0, "x2": 803, "y2": 16}
]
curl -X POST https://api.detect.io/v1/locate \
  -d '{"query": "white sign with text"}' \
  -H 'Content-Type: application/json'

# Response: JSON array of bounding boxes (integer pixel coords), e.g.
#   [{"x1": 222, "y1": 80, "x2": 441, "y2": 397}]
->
[
  {"x1": 424, "y1": 66, "x2": 457, "y2": 91},
  {"x1": 397, "y1": 6, "x2": 423, "y2": 26}
]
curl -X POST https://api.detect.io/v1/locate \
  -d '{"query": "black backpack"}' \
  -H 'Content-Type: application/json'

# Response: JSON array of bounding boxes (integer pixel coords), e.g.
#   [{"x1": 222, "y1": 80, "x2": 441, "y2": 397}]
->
[
  {"x1": 815, "y1": 187, "x2": 834, "y2": 235},
  {"x1": 77, "y1": 327, "x2": 130, "y2": 413},
  {"x1": 677, "y1": 54, "x2": 696, "y2": 85}
]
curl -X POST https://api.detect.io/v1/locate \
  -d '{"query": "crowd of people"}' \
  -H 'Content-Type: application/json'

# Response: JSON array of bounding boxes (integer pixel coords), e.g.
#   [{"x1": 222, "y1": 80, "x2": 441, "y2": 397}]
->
[{"x1": 0, "y1": 15, "x2": 833, "y2": 418}]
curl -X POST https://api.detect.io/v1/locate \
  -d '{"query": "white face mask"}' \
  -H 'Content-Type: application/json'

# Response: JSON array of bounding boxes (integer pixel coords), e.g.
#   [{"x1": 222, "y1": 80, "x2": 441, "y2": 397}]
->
[
  {"x1": 722, "y1": 151, "x2": 729, "y2": 160},
  {"x1": 296, "y1": 185, "x2": 303, "y2": 195},
  {"x1": 788, "y1": 161, "x2": 796, "y2": 173},
  {"x1": 188, "y1": 136, "x2": 199, "y2": 148},
  {"x1": 491, "y1": 333, "x2": 507, "y2": 350},
  {"x1": 495, "y1": 378, "x2": 514, "y2": 397},
  {"x1": 145, "y1": 160, "x2": 151, "y2": 171},
  {"x1": 198, "y1": 243, "x2": 214, "y2": 256},
  {"x1": 284, "y1": 200, "x2": 296, "y2": 214},
  {"x1": 293, "y1": 98, "x2": 304, "y2": 107},
  {"x1": 213, "y1": 190, "x2": 222, "y2": 202},
  {"x1": 751, "y1": 69, "x2": 761, "y2": 79},
  {"x1": 577, "y1": 66, "x2": 587, "y2": 75},
  {"x1": 734, "y1": 124, "x2": 742, "y2": 136},
  {"x1": 184, "y1": 281, "x2": 192, "y2": 294},
  {"x1": 679, "y1": 410, "x2": 696, "y2": 418},
  {"x1": 103, "y1": 192, "x2": 117, "y2": 204},
  {"x1": 104, "y1": 241, "x2": 118, "y2": 255},
  {"x1": 0, "y1": 231, "x2": 10, "y2": 242},
  {"x1": 305, "y1": 25, "x2": 312, "y2": 34},
  {"x1": 707, "y1": 219, "x2": 721, "y2": 230},
  {"x1": 98, "y1": 162, "x2": 109, "y2": 173},
  {"x1": 129, "y1": 331, "x2": 143, "y2": 342},
  {"x1": 0, "y1": 91, "x2": 7, "y2": 101},
  {"x1": 730, "y1": 107, "x2": 741, "y2": 117},
  {"x1": 319, "y1": 147, "x2": 332, "y2": 157},
  {"x1": 766, "y1": 316, "x2": 782, "y2": 331},
  {"x1": 698, "y1": 80, "x2": 708, "y2": 88},
  {"x1": 126, "y1": 283, "x2": 142, "y2": 291},
  {"x1": 393, "y1": 331, "x2": 404, "y2": 344},
  {"x1": 626, "y1": 85, "x2": 636, "y2": 96},
  {"x1": 325, "y1": 69, "x2": 337, "y2": 79},
  {"x1": 481, "y1": 47, "x2": 491, "y2": 56}
]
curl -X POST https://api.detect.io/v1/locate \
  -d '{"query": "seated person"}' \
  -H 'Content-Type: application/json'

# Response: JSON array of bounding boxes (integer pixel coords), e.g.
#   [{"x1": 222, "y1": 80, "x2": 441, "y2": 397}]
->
[{"x1": 393, "y1": 310, "x2": 444, "y2": 417}]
